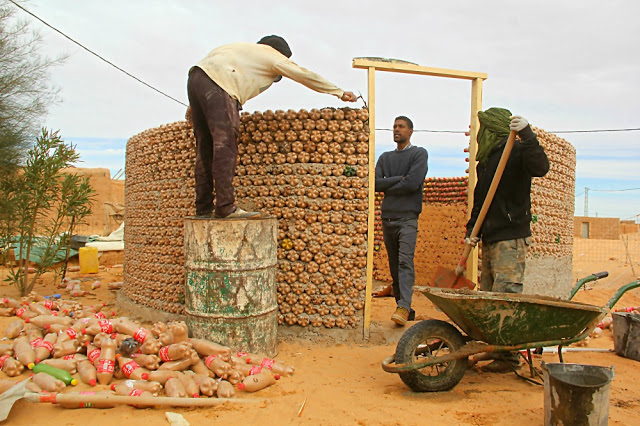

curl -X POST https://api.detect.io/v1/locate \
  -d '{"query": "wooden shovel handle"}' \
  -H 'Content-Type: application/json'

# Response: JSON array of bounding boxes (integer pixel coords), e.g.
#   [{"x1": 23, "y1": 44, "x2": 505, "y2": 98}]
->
[
  {"x1": 27, "y1": 392, "x2": 263, "y2": 407},
  {"x1": 457, "y1": 130, "x2": 517, "y2": 270}
]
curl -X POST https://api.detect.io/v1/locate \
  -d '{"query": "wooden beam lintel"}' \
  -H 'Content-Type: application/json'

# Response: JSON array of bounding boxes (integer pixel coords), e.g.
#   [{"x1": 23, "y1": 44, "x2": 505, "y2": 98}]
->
[{"x1": 352, "y1": 58, "x2": 487, "y2": 81}]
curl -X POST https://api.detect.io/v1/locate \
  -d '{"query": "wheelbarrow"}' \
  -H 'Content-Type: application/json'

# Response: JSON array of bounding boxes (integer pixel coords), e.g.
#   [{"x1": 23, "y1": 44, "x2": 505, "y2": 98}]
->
[{"x1": 381, "y1": 277, "x2": 639, "y2": 392}]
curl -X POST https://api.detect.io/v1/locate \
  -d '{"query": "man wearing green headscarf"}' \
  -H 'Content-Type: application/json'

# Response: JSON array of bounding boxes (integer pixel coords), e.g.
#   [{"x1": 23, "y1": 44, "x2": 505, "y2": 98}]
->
[{"x1": 464, "y1": 108, "x2": 549, "y2": 372}]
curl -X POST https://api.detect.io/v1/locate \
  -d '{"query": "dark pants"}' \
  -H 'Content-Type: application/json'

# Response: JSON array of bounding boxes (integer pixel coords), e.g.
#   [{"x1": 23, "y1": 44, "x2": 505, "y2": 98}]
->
[
  {"x1": 382, "y1": 218, "x2": 418, "y2": 310},
  {"x1": 187, "y1": 67, "x2": 240, "y2": 217}
]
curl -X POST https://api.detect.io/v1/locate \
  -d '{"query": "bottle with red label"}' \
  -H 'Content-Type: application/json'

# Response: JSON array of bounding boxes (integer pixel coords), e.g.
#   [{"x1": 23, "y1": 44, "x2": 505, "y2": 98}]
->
[
  {"x1": 233, "y1": 363, "x2": 264, "y2": 378},
  {"x1": 52, "y1": 339, "x2": 82, "y2": 358},
  {"x1": 237, "y1": 371, "x2": 278, "y2": 392},
  {"x1": 96, "y1": 337, "x2": 116, "y2": 385},
  {"x1": 158, "y1": 342, "x2": 190, "y2": 363},
  {"x1": 34, "y1": 332, "x2": 57, "y2": 362},
  {"x1": 115, "y1": 318, "x2": 152, "y2": 344},
  {"x1": 36, "y1": 299, "x2": 60, "y2": 312},
  {"x1": 82, "y1": 319, "x2": 114, "y2": 335},
  {"x1": 12, "y1": 336, "x2": 36, "y2": 369},
  {"x1": 0, "y1": 355, "x2": 25, "y2": 376},
  {"x1": 115, "y1": 355, "x2": 150, "y2": 380},
  {"x1": 86, "y1": 343, "x2": 101, "y2": 367},
  {"x1": 28, "y1": 302, "x2": 53, "y2": 316},
  {"x1": 55, "y1": 325, "x2": 83, "y2": 343},
  {"x1": 14, "y1": 306, "x2": 37, "y2": 320},
  {"x1": 78, "y1": 359, "x2": 98, "y2": 386},
  {"x1": 203, "y1": 354, "x2": 231, "y2": 377},
  {"x1": 258, "y1": 357, "x2": 295, "y2": 377},
  {"x1": 1, "y1": 297, "x2": 21, "y2": 309}
]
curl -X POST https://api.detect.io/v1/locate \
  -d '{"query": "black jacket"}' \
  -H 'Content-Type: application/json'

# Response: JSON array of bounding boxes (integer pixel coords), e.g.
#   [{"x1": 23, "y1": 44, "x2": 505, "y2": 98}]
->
[{"x1": 465, "y1": 125, "x2": 549, "y2": 244}]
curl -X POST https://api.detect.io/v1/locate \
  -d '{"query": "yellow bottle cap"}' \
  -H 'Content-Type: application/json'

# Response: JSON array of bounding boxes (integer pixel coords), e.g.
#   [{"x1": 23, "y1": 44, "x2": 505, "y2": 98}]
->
[{"x1": 71, "y1": 379, "x2": 78, "y2": 386}]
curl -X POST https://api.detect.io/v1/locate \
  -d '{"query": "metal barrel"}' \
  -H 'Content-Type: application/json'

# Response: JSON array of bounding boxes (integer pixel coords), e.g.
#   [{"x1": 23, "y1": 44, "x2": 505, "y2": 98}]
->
[{"x1": 184, "y1": 217, "x2": 278, "y2": 357}]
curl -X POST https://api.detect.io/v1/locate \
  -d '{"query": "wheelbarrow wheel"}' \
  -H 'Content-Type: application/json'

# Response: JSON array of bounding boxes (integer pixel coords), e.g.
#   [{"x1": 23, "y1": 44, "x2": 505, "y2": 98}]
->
[{"x1": 395, "y1": 319, "x2": 467, "y2": 392}]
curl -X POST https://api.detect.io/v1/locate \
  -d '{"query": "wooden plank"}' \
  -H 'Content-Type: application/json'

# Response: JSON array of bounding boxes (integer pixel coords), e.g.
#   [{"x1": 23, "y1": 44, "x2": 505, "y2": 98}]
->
[
  {"x1": 363, "y1": 67, "x2": 376, "y2": 340},
  {"x1": 465, "y1": 78, "x2": 483, "y2": 284},
  {"x1": 352, "y1": 58, "x2": 487, "y2": 81}
]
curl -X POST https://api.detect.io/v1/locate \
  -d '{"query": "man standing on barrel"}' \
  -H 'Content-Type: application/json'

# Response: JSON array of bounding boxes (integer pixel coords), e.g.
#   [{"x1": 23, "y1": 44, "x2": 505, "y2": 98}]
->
[{"x1": 186, "y1": 35, "x2": 357, "y2": 219}]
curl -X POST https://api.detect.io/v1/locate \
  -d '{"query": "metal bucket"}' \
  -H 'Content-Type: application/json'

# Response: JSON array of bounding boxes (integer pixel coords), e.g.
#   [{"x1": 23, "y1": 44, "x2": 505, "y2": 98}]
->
[
  {"x1": 184, "y1": 217, "x2": 278, "y2": 357},
  {"x1": 612, "y1": 312, "x2": 640, "y2": 362},
  {"x1": 542, "y1": 363, "x2": 614, "y2": 426}
]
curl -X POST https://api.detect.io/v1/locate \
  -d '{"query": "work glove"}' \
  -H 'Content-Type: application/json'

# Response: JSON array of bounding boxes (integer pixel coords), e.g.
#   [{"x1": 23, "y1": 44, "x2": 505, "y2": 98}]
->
[
  {"x1": 464, "y1": 236, "x2": 480, "y2": 247},
  {"x1": 509, "y1": 115, "x2": 528, "y2": 132}
]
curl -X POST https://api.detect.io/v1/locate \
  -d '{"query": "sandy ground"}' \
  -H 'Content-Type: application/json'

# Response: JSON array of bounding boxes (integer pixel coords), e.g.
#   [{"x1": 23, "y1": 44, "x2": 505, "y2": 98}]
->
[{"x1": 1, "y1": 246, "x2": 639, "y2": 425}]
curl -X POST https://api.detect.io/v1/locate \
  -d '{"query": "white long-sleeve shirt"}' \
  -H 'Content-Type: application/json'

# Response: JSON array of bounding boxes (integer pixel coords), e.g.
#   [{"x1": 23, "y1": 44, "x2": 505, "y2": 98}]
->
[{"x1": 195, "y1": 42, "x2": 345, "y2": 105}]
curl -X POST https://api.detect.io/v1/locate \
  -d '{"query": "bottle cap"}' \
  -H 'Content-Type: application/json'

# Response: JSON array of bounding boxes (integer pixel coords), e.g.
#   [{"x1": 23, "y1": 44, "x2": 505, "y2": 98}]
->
[
  {"x1": 110, "y1": 384, "x2": 116, "y2": 391},
  {"x1": 35, "y1": 358, "x2": 41, "y2": 364},
  {"x1": 192, "y1": 394, "x2": 200, "y2": 398},
  {"x1": 274, "y1": 374, "x2": 281, "y2": 380},
  {"x1": 141, "y1": 373, "x2": 149, "y2": 380},
  {"x1": 27, "y1": 362, "x2": 35, "y2": 369},
  {"x1": 43, "y1": 324, "x2": 50, "y2": 330},
  {"x1": 90, "y1": 379, "x2": 96, "y2": 386},
  {"x1": 237, "y1": 383, "x2": 245, "y2": 390},
  {"x1": 71, "y1": 378, "x2": 78, "y2": 386},
  {"x1": 25, "y1": 318, "x2": 30, "y2": 323}
]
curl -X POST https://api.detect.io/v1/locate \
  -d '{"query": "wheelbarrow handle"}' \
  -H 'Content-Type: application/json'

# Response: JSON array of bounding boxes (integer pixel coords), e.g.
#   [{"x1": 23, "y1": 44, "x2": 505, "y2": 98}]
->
[
  {"x1": 569, "y1": 271, "x2": 609, "y2": 300},
  {"x1": 606, "y1": 279, "x2": 640, "y2": 310},
  {"x1": 456, "y1": 130, "x2": 517, "y2": 274}
]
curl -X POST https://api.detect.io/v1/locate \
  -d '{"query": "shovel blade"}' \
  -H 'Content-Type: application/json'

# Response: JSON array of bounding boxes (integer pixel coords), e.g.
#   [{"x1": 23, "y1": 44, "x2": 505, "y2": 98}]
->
[{"x1": 432, "y1": 266, "x2": 476, "y2": 290}]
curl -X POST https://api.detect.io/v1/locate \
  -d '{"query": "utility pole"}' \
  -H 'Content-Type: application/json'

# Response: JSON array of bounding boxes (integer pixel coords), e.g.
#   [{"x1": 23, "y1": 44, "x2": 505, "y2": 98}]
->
[{"x1": 584, "y1": 187, "x2": 589, "y2": 217}]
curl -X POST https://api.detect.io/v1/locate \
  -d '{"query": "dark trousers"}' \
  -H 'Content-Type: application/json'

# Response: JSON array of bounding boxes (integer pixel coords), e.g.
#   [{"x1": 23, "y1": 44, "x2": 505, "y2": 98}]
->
[
  {"x1": 187, "y1": 67, "x2": 240, "y2": 217},
  {"x1": 382, "y1": 218, "x2": 418, "y2": 310}
]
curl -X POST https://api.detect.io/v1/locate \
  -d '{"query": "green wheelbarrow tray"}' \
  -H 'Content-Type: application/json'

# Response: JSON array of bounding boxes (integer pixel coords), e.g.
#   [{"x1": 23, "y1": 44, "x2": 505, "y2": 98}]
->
[{"x1": 382, "y1": 279, "x2": 640, "y2": 376}]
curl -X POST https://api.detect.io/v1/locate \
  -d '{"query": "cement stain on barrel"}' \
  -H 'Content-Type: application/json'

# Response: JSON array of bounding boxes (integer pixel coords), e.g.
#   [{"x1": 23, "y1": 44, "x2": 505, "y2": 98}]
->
[{"x1": 184, "y1": 216, "x2": 278, "y2": 357}]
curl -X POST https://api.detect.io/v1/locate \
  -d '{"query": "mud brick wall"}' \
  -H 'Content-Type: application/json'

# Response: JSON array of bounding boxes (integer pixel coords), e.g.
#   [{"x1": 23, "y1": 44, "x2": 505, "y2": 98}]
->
[
  {"x1": 124, "y1": 107, "x2": 370, "y2": 329},
  {"x1": 573, "y1": 216, "x2": 621, "y2": 240}
]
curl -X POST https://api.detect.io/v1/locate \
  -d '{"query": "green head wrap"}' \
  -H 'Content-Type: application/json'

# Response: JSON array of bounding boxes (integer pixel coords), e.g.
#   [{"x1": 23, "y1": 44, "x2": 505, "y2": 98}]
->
[{"x1": 476, "y1": 107, "x2": 511, "y2": 164}]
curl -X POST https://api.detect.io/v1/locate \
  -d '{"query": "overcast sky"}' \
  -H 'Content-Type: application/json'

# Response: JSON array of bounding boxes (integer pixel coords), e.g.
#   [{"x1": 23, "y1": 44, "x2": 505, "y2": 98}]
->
[{"x1": 11, "y1": 0, "x2": 640, "y2": 220}]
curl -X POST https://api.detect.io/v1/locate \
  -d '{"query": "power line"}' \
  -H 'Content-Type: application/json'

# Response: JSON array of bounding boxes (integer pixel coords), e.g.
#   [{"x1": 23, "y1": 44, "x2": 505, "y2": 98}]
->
[
  {"x1": 589, "y1": 187, "x2": 640, "y2": 192},
  {"x1": 8, "y1": 0, "x2": 188, "y2": 107},
  {"x1": 550, "y1": 128, "x2": 640, "y2": 134},
  {"x1": 376, "y1": 128, "x2": 465, "y2": 134},
  {"x1": 377, "y1": 127, "x2": 640, "y2": 134}
]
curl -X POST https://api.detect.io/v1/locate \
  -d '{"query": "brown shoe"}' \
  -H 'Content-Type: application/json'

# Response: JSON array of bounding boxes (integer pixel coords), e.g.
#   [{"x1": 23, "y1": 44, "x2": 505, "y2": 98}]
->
[{"x1": 391, "y1": 307, "x2": 410, "y2": 326}]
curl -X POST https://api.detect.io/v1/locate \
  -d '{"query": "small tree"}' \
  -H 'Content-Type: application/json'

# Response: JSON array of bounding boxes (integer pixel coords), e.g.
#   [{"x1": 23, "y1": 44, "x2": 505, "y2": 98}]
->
[
  {"x1": 0, "y1": 1, "x2": 66, "y2": 180},
  {"x1": 2, "y1": 128, "x2": 94, "y2": 295}
]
